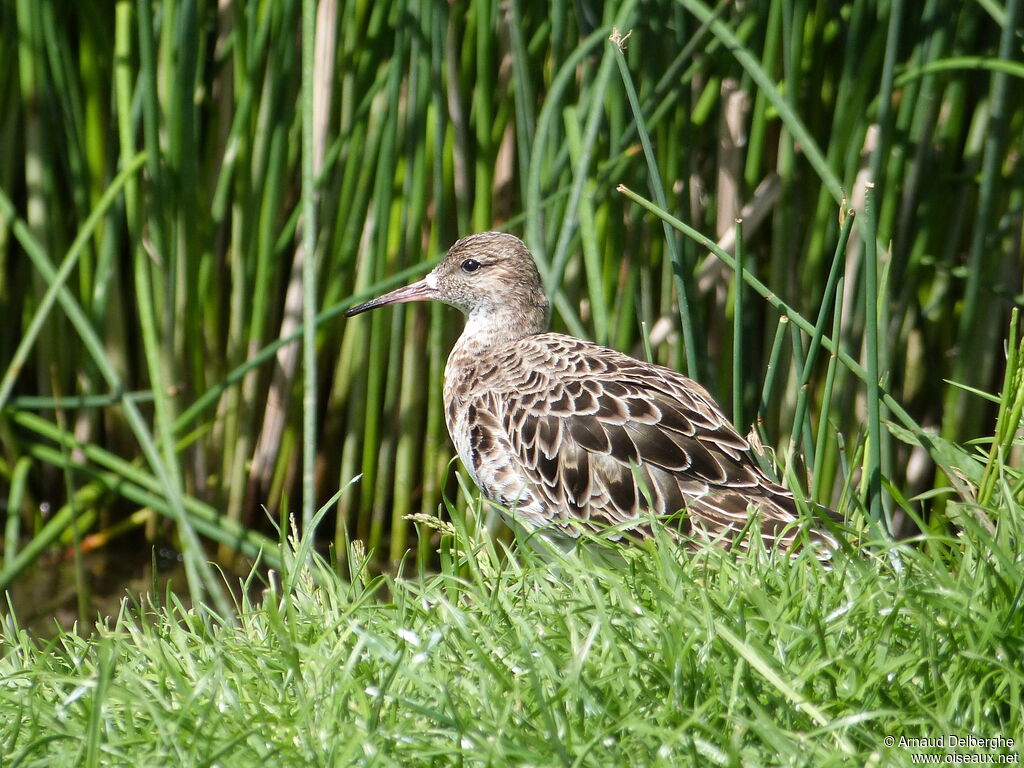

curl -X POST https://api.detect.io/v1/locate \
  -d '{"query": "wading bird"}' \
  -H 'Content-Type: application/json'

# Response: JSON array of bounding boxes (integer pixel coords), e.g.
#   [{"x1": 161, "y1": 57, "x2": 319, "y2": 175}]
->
[{"x1": 346, "y1": 232, "x2": 838, "y2": 554}]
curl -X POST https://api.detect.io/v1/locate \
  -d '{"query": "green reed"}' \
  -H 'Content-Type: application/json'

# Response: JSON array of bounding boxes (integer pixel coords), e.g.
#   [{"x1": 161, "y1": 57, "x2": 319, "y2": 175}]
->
[{"x1": 0, "y1": 0, "x2": 1020, "y2": 609}]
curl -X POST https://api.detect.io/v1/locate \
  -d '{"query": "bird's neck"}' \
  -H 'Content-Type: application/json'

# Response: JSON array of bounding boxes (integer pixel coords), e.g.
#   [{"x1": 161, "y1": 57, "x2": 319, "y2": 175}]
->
[{"x1": 449, "y1": 305, "x2": 547, "y2": 363}]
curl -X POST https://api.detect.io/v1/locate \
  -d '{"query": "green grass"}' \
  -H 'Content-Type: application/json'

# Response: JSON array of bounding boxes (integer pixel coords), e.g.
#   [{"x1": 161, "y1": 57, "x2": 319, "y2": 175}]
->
[{"x1": 1, "y1": 487, "x2": 1021, "y2": 766}]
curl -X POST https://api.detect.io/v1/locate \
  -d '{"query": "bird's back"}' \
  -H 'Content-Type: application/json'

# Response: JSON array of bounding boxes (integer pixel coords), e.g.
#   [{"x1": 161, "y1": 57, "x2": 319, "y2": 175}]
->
[{"x1": 444, "y1": 332, "x2": 838, "y2": 553}]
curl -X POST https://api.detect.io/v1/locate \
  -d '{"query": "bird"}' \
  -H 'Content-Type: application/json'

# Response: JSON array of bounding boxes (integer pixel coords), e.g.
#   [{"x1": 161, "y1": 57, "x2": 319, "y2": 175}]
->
[{"x1": 345, "y1": 232, "x2": 839, "y2": 555}]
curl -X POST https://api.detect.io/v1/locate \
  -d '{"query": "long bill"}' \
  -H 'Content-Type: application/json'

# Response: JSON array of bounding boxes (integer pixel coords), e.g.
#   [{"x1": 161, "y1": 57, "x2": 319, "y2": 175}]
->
[{"x1": 345, "y1": 276, "x2": 437, "y2": 317}]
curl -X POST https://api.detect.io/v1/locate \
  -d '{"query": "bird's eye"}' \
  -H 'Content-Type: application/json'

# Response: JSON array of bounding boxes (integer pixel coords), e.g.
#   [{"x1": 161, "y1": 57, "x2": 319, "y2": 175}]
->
[{"x1": 461, "y1": 259, "x2": 481, "y2": 273}]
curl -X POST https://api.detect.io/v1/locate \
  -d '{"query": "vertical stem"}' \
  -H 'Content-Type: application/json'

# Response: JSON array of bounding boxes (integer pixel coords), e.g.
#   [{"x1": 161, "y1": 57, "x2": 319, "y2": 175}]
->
[
  {"x1": 789, "y1": 210, "x2": 855, "y2": 480},
  {"x1": 3, "y1": 458, "x2": 31, "y2": 569},
  {"x1": 610, "y1": 24, "x2": 701, "y2": 379},
  {"x1": 301, "y1": 0, "x2": 318, "y2": 535},
  {"x1": 471, "y1": 0, "x2": 493, "y2": 230},
  {"x1": 732, "y1": 218, "x2": 744, "y2": 429},
  {"x1": 862, "y1": 183, "x2": 883, "y2": 526},
  {"x1": 952, "y1": 0, "x2": 1023, "y2": 435},
  {"x1": 758, "y1": 316, "x2": 790, "y2": 447},
  {"x1": 812, "y1": 275, "x2": 846, "y2": 502}
]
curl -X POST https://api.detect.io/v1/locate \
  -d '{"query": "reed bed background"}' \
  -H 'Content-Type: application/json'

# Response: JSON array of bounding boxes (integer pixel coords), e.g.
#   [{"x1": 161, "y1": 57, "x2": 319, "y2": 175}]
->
[{"x1": 1, "y1": 0, "x2": 1022, "y2": 617}]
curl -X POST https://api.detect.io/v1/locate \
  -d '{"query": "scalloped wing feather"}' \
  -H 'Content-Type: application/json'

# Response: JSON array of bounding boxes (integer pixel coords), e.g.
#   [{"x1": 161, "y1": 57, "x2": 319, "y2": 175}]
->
[{"x1": 455, "y1": 334, "x2": 838, "y2": 553}]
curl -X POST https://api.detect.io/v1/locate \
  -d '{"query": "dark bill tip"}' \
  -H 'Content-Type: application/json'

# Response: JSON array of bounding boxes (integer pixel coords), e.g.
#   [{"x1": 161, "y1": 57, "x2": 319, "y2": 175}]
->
[
  {"x1": 344, "y1": 296, "x2": 392, "y2": 317},
  {"x1": 344, "y1": 277, "x2": 436, "y2": 317}
]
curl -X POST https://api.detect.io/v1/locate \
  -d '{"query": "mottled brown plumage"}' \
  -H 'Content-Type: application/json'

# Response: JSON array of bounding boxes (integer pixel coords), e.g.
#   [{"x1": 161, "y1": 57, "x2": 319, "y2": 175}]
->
[{"x1": 346, "y1": 232, "x2": 838, "y2": 554}]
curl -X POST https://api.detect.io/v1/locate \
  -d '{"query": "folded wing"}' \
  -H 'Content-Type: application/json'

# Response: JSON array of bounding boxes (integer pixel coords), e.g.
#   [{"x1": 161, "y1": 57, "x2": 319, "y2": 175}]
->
[{"x1": 471, "y1": 337, "x2": 836, "y2": 551}]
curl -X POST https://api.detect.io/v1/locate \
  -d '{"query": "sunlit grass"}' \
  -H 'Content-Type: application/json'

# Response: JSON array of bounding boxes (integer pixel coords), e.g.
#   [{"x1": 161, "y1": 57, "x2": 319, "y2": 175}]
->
[{"x1": 1, "y1": 481, "x2": 1021, "y2": 766}]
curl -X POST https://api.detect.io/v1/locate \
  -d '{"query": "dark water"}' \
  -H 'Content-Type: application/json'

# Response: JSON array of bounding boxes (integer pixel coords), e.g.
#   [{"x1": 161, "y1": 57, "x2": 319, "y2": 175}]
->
[{"x1": 3, "y1": 539, "x2": 193, "y2": 638}]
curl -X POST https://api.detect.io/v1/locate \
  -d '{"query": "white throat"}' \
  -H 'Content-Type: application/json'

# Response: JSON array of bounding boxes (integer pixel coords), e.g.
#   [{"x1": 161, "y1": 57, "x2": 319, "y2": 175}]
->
[{"x1": 454, "y1": 308, "x2": 516, "y2": 354}]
